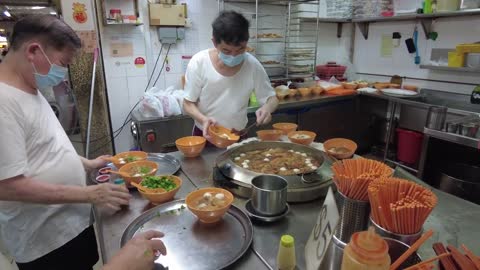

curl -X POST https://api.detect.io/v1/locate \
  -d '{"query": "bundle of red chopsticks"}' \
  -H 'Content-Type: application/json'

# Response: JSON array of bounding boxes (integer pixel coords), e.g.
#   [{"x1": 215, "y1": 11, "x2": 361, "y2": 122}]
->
[{"x1": 404, "y1": 243, "x2": 480, "y2": 270}]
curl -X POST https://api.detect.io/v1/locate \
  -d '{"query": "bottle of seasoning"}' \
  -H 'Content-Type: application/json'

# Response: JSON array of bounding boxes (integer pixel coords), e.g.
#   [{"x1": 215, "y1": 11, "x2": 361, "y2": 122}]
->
[
  {"x1": 277, "y1": 234, "x2": 296, "y2": 270},
  {"x1": 114, "y1": 178, "x2": 126, "y2": 189},
  {"x1": 341, "y1": 227, "x2": 390, "y2": 270}
]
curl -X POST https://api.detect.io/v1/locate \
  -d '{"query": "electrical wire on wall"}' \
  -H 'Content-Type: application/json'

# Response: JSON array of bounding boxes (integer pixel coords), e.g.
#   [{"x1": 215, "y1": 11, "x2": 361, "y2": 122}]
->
[{"x1": 87, "y1": 44, "x2": 173, "y2": 154}]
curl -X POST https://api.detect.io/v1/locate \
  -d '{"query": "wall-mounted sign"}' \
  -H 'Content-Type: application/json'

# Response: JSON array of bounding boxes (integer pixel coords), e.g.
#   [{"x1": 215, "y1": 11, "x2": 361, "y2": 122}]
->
[
  {"x1": 134, "y1": 57, "x2": 145, "y2": 68},
  {"x1": 62, "y1": 0, "x2": 95, "y2": 31}
]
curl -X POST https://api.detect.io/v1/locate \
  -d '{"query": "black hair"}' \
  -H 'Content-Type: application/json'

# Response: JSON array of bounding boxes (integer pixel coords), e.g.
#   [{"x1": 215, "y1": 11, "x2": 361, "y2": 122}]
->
[
  {"x1": 212, "y1": 11, "x2": 250, "y2": 46},
  {"x1": 10, "y1": 15, "x2": 81, "y2": 51}
]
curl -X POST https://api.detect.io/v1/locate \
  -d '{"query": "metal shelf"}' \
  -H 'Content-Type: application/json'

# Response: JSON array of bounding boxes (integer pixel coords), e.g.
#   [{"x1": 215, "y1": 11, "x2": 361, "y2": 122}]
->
[
  {"x1": 353, "y1": 8, "x2": 480, "y2": 39},
  {"x1": 419, "y1": 65, "x2": 480, "y2": 73},
  {"x1": 424, "y1": 127, "x2": 479, "y2": 149}
]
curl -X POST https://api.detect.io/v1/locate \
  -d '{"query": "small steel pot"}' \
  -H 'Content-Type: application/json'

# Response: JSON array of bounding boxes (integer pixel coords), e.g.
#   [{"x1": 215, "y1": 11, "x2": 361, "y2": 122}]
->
[{"x1": 251, "y1": 175, "x2": 288, "y2": 216}]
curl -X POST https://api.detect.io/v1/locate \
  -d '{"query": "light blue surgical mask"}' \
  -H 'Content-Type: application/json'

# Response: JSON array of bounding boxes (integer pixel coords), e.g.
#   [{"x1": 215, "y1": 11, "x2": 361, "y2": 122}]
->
[
  {"x1": 219, "y1": 51, "x2": 245, "y2": 67},
  {"x1": 32, "y1": 47, "x2": 68, "y2": 90}
]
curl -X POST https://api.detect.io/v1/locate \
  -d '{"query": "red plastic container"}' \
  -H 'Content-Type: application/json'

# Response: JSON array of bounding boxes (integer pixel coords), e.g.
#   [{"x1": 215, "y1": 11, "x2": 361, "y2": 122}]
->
[
  {"x1": 316, "y1": 62, "x2": 347, "y2": 80},
  {"x1": 396, "y1": 128, "x2": 424, "y2": 164}
]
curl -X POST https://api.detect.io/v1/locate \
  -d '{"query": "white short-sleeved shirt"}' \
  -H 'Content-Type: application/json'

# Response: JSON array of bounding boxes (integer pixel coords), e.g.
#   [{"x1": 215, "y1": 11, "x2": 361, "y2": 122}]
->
[
  {"x1": 184, "y1": 49, "x2": 275, "y2": 131},
  {"x1": 0, "y1": 83, "x2": 90, "y2": 263}
]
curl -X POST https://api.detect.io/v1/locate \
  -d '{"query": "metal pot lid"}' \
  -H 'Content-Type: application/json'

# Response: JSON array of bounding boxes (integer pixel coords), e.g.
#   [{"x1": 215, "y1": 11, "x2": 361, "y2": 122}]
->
[{"x1": 215, "y1": 141, "x2": 330, "y2": 190}]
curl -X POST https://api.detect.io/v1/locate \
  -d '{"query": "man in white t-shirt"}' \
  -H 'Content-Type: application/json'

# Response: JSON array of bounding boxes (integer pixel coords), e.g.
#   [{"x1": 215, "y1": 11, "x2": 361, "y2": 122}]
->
[
  {"x1": 183, "y1": 11, "x2": 278, "y2": 140},
  {"x1": 0, "y1": 15, "x2": 135, "y2": 270}
]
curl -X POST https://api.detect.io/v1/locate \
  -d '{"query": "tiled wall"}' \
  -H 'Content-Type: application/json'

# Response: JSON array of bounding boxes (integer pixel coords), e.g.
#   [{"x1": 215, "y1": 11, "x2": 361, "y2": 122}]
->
[{"x1": 99, "y1": 0, "x2": 480, "y2": 152}]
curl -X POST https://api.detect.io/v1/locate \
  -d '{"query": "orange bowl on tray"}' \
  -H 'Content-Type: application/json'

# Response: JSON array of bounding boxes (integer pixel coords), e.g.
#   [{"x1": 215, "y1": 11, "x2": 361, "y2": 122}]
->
[
  {"x1": 111, "y1": 151, "x2": 148, "y2": 169},
  {"x1": 208, "y1": 125, "x2": 240, "y2": 148},
  {"x1": 357, "y1": 82, "x2": 369, "y2": 89},
  {"x1": 186, "y1": 187, "x2": 234, "y2": 223},
  {"x1": 323, "y1": 138, "x2": 358, "y2": 159},
  {"x1": 175, "y1": 136, "x2": 206, "y2": 158},
  {"x1": 257, "y1": 130, "x2": 283, "y2": 141},
  {"x1": 288, "y1": 131, "x2": 316, "y2": 145},
  {"x1": 273, "y1": 122, "x2": 298, "y2": 135},
  {"x1": 298, "y1": 87, "x2": 312, "y2": 97},
  {"x1": 138, "y1": 175, "x2": 182, "y2": 205},
  {"x1": 276, "y1": 91, "x2": 289, "y2": 100},
  {"x1": 118, "y1": 160, "x2": 158, "y2": 185}
]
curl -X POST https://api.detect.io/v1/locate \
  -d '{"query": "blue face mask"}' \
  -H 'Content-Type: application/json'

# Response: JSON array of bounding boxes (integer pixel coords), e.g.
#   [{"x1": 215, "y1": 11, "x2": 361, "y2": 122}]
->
[
  {"x1": 32, "y1": 47, "x2": 68, "y2": 90},
  {"x1": 219, "y1": 51, "x2": 245, "y2": 67}
]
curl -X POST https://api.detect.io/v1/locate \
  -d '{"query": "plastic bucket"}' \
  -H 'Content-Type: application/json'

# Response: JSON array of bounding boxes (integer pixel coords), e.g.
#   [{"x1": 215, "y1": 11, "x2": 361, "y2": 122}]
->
[{"x1": 396, "y1": 128, "x2": 423, "y2": 164}]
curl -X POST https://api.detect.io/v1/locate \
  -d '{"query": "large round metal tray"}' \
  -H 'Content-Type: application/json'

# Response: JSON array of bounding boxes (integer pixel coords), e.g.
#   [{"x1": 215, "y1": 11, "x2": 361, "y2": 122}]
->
[
  {"x1": 215, "y1": 141, "x2": 332, "y2": 202},
  {"x1": 121, "y1": 200, "x2": 253, "y2": 270}
]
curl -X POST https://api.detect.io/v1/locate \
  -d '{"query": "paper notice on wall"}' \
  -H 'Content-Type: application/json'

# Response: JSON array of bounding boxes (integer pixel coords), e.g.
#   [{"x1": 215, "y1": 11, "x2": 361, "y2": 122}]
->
[
  {"x1": 182, "y1": 55, "x2": 192, "y2": 74},
  {"x1": 381, "y1": 34, "x2": 393, "y2": 58},
  {"x1": 76, "y1": 30, "x2": 97, "y2": 53},
  {"x1": 110, "y1": 43, "x2": 134, "y2": 57}
]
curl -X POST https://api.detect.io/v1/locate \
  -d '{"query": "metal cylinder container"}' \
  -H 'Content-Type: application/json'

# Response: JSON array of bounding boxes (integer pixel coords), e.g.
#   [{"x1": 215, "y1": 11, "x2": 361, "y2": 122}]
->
[
  {"x1": 425, "y1": 106, "x2": 447, "y2": 130},
  {"x1": 333, "y1": 191, "x2": 370, "y2": 244},
  {"x1": 369, "y1": 217, "x2": 423, "y2": 246},
  {"x1": 251, "y1": 175, "x2": 288, "y2": 216}
]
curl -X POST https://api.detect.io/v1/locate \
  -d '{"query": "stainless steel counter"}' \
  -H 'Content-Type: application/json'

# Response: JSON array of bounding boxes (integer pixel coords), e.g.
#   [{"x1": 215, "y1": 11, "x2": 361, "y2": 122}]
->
[{"x1": 95, "y1": 147, "x2": 480, "y2": 269}]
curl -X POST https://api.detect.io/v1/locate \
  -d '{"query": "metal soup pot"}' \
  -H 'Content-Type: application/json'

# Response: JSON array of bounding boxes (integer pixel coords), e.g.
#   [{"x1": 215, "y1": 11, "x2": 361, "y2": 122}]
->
[{"x1": 251, "y1": 175, "x2": 288, "y2": 216}]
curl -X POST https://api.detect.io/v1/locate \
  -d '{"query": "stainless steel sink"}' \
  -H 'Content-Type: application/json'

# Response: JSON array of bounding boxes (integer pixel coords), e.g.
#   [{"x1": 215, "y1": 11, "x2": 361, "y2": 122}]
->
[{"x1": 410, "y1": 89, "x2": 480, "y2": 114}]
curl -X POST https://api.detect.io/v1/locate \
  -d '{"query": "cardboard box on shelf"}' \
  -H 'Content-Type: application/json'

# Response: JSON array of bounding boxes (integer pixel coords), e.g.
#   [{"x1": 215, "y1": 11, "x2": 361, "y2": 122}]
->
[{"x1": 149, "y1": 3, "x2": 186, "y2": 26}]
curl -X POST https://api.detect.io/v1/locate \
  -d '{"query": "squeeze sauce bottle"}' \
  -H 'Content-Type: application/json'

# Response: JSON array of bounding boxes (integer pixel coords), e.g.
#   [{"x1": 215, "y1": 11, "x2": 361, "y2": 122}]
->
[
  {"x1": 277, "y1": 234, "x2": 296, "y2": 270},
  {"x1": 340, "y1": 227, "x2": 390, "y2": 270}
]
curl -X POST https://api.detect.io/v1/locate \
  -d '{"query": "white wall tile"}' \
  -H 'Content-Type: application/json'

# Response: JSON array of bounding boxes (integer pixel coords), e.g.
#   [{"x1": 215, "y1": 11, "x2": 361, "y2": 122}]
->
[{"x1": 127, "y1": 76, "x2": 148, "y2": 108}]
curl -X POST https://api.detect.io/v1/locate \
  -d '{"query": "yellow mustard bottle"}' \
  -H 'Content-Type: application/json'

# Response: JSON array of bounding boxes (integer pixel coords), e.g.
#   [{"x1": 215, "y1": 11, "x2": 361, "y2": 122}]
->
[
  {"x1": 277, "y1": 235, "x2": 296, "y2": 270},
  {"x1": 341, "y1": 227, "x2": 390, "y2": 270}
]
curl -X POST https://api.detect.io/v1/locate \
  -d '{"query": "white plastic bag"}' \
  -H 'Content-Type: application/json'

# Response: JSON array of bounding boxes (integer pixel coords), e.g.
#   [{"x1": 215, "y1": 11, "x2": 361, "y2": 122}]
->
[{"x1": 138, "y1": 91, "x2": 164, "y2": 118}]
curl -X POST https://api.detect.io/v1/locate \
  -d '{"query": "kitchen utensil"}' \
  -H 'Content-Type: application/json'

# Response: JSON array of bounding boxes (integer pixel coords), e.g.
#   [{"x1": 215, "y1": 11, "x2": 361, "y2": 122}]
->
[
  {"x1": 437, "y1": 163, "x2": 480, "y2": 204},
  {"x1": 370, "y1": 217, "x2": 423, "y2": 246},
  {"x1": 244, "y1": 200, "x2": 290, "y2": 222},
  {"x1": 251, "y1": 175, "x2": 288, "y2": 216},
  {"x1": 130, "y1": 181, "x2": 165, "y2": 193},
  {"x1": 287, "y1": 130, "x2": 317, "y2": 145},
  {"x1": 175, "y1": 136, "x2": 206, "y2": 158},
  {"x1": 232, "y1": 122, "x2": 256, "y2": 137},
  {"x1": 414, "y1": 26, "x2": 421, "y2": 64},
  {"x1": 121, "y1": 200, "x2": 253, "y2": 270},
  {"x1": 334, "y1": 191, "x2": 370, "y2": 245},
  {"x1": 256, "y1": 130, "x2": 283, "y2": 141},
  {"x1": 215, "y1": 141, "x2": 329, "y2": 202},
  {"x1": 185, "y1": 187, "x2": 234, "y2": 223},
  {"x1": 323, "y1": 138, "x2": 358, "y2": 159},
  {"x1": 208, "y1": 125, "x2": 240, "y2": 148},
  {"x1": 460, "y1": 122, "x2": 478, "y2": 137},
  {"x1": 446, "y1": 122, "x2": 459, "y2": 133},
  {"x1": 272, "y1": 122, "x2": 298, "y2": 135},
  {"x1": 425, "y1": 106, "x2": 447, "y2": 130},
  {"x1": 138, "y1": 176, "x2": 182, "y2": 205},
  {"x1": 380, "y1": 89, "x2": 420, "y2": 97}
]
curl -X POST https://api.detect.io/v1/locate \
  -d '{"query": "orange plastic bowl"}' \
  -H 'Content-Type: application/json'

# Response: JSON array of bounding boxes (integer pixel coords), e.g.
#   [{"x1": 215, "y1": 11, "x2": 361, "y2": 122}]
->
[
  {"x1": 208, "y1": 125, "x2": 240, "y2": 148},
  {"x1": 311, "y1": 86, "x2": 325, "y2": 95},
  {"x1": 186, "y1": 187, "x2": 234, "y2": 223},
  {"x1": 288, "y1": 89, "x2": 298, "y2": 98},
  {"x1": 112, "y1": 151, "x2": 148, "y2": 169},
  {"x1": 276, "y1": 91, "x2": 289, "y2": 100},
  {"x1": 175, "y1": 136, "x2": 206, "y2": 158},
  {"x1": 118, "y1": 160, "x2": 158, "y2": 185},
  {"x1": 298, "y1": 87, "x2": 312, "y2": 97},
  {"x1": 288, "y1": 130, "x2": 317, "y2": 145},
  {"x1": 342, "y1": 82, "x2": 358, "y2": 89},
  {"x1": 138, "y1": 175, "x2": 182, "y2": 205},
  {"x1": 272, "y1": 122, "x2": 298, "y2": 135},
  {"x1": 323, "y1": 138, "x2": 358, "y2": 159},
  {"x1": 257, "y1": 130, "x2": 283, "y2": 141}
]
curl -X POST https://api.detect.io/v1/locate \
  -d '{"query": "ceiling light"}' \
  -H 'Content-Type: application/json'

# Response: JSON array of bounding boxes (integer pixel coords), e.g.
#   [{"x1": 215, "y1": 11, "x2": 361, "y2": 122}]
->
[
  {"x1": 31, "y1": 6, "x2": 46, "y2": 10},
  {"x1": 3, "y1": 10, "x2": 11, "y2": 17}
]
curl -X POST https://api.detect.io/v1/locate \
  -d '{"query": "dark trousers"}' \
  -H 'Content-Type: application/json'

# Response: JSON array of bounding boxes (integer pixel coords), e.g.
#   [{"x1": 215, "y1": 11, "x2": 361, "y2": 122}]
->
[{"x1": 16, "y1": 225, "x2": 99, "y2": 270}]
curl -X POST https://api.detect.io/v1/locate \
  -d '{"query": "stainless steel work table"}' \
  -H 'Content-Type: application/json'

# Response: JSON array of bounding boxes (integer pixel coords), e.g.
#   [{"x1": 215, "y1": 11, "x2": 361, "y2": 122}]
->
[{"x1": 94, "y1": 147, "x2": 480, "y2": 269}]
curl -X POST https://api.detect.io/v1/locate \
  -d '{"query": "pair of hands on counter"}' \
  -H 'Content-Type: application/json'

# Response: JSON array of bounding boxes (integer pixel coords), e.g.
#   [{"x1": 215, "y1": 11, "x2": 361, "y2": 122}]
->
[
  {"x1": 86, "y1": 157, "x2": 168, "y2": 270},
  {"x1": 202, "y1": 106, "x2": 272, "y2": 139},
  {"x1": 82, "y1": 155, "x2": 131, "y2": 212}
]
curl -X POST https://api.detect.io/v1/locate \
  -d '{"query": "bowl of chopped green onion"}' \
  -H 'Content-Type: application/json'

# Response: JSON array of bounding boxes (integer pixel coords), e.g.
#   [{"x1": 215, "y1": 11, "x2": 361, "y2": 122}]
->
[{"x1": 138, "y1": 175, "x2": 182, "y2": 205}]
